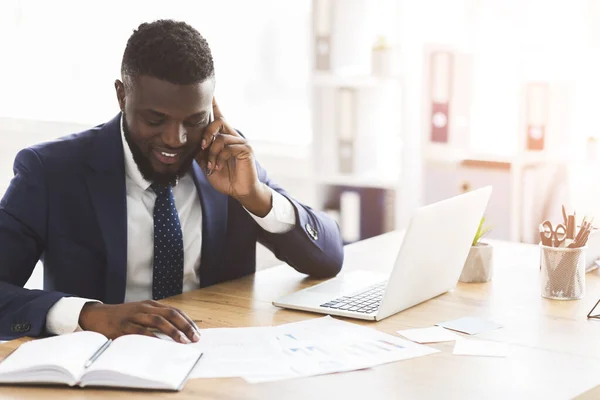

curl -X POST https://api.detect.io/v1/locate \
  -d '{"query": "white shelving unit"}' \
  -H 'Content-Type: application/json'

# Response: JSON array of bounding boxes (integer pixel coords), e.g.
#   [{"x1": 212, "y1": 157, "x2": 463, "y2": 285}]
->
[
  {"x1": 310, "y1": 0, "x2": 402, "y2": 243},
  {"x1": 422, "y1": 141, "x2": 568, "y2": 242}
]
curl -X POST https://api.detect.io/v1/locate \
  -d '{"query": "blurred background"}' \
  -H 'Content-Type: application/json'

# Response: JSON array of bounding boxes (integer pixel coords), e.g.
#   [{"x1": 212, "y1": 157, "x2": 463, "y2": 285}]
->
[{"x1": 2, "y1": 0, "x2": 600, "y2": 283}]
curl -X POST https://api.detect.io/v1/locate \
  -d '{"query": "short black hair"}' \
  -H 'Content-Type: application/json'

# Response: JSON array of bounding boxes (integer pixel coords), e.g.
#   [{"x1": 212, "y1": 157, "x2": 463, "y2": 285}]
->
[{"x1": 121, "y1": 19, "x2": 214, "y2": 86}]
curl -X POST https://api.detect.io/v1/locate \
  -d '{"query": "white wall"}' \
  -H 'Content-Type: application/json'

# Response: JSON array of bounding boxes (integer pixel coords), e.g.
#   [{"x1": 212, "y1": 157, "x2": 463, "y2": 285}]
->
[{"x1": 0, "y1": 0, "x2": 313, "y2": 146}]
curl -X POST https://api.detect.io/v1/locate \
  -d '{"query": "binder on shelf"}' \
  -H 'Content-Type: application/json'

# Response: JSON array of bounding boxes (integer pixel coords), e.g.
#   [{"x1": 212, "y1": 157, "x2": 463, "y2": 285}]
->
[
  {"x1": 325, "y1": 186, "x2": 395, "y2": 244},
  {"x1": 336, "y1": 87, "x2": 356, "y2": 174},
  {"x1": 525, "y1": 82, "x2": 548, "y2": 151},
  {"x1": 359, "y1": 188, "x2": 391, "y2": 240},
  {"x1": 313, "y1": 0, "x2": 333, "y2": 71},
  {"x1": 451, "y1": 52, "x2": 473, "y2": 149},
  {"x1": 340, "y1": 191, "x2": 361, "y2": 243},
  {"x1": 429, "y1": 51, "x2": 453, "y2": 143},
  {"x1": 382, "y1": 190, "x2": 396, "y2": 233}
]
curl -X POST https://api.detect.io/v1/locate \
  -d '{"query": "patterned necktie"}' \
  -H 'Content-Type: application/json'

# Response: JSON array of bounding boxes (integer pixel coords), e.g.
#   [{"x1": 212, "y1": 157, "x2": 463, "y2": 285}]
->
[{"x1": 151, "y1": 183, "x2": 184, "y2": 300}]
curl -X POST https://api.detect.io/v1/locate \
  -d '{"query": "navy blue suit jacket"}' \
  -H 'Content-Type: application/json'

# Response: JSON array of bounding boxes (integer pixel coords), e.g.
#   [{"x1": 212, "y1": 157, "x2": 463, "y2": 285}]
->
[{"x1": 0, "y1": 114, "x2": 343, "y2": 340}]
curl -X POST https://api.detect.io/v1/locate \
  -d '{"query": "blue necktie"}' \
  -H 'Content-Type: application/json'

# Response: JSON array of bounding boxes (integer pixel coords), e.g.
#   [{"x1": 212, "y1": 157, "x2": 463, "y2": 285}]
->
[{"x1": 152, "y1": 183, "x2": 184, "y2": 300}]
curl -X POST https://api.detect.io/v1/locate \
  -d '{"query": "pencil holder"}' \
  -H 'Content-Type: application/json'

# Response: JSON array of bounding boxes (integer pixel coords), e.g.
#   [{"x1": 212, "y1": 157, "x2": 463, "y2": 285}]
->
[{"x1": 540, "y1": 244, "x2": 586, "y2": 300}]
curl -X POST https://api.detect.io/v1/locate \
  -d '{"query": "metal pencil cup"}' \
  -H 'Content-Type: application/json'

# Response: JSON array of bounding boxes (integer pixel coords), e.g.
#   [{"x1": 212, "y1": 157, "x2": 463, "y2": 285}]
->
[{"x1": 540, "y1": 244, "x2": 586, "y2": 300}]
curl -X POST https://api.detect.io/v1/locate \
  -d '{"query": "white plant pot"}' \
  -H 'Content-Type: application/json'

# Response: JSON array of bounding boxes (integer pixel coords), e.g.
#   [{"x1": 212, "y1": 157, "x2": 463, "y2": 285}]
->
[{"x1": 459, "y1": 243, "x2": 493, "y2": 283}]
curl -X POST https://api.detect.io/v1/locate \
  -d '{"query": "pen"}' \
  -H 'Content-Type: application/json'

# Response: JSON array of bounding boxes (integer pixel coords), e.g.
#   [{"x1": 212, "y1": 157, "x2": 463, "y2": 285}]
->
[
  {"x1": 567, "y1": 215, "x2": 576, "y2": 240},
  {"x1": 84, "y1": 339, "x2": 112, "y2": 368}
]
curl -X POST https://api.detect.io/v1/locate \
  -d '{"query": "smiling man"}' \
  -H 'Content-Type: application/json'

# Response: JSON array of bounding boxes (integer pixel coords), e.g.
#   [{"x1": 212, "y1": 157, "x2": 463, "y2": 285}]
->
[{"x1": 0, "y1": 20, "x2": 343, "y2": 342}]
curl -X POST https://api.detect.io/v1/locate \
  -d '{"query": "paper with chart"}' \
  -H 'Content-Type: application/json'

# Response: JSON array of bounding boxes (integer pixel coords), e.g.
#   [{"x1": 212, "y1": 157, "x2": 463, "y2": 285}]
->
[
  {"x1": 173, "y1": 316, "x2": 437, "y2": 382},
  {"x1": 246, "y1": 316, "x2": 439, "y2": 383}
]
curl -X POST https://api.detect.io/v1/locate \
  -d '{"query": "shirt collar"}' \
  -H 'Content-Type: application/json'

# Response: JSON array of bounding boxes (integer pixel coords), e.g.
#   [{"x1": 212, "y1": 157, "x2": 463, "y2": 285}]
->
[{"x1": 120, "y1": 115, "x2": 153, "y2": 191}]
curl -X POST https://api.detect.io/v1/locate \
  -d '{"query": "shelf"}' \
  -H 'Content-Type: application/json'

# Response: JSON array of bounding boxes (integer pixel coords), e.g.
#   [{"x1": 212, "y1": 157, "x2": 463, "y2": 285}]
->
[
  {"x1": 316, "y1": 173, "x2": 399, "y2": 190},
  {"x1": 312, "y1": 72, "x2": 400, "y2": 88},
  {"x1": 423, "y1": 145, "x2": 564, "y2": 166}
]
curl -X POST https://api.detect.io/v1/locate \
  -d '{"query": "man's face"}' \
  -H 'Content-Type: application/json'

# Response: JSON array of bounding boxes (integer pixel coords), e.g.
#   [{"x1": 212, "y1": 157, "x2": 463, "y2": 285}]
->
[{"x1": 115, "y1": 75, "x2": 214, "y2": 185}]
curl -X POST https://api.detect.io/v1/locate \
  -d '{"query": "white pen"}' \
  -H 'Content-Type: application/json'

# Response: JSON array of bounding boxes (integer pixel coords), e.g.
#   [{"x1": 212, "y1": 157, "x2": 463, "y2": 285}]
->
[{"x1": 84, "y1": 339, "x2": 112, "y2": 368}]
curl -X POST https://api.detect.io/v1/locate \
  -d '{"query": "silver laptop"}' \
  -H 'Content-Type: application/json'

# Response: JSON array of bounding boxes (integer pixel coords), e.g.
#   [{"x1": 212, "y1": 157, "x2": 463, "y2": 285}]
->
[{"x1": 273, "y1": 186, "x2": 492, "y2": 321}]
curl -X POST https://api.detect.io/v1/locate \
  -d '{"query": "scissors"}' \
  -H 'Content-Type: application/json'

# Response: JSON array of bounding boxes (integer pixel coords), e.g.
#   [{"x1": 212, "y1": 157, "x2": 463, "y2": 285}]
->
[{"x1": 540, "y1": 220, "x2": 567, "y2": 247}]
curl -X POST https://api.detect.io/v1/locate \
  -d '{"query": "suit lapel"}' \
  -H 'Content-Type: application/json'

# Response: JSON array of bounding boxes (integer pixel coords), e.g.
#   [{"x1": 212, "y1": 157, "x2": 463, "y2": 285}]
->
[
  {"x1": 191, "y1": 161, "x2": 228, "y2": 287},
  {"x1": 86, "y1": 114, "x2": 128, "y2": 304}
]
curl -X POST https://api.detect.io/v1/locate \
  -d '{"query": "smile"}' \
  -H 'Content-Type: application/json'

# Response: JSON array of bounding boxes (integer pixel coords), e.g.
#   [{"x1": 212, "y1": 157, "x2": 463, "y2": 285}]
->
[{"x1": 152, "y1": 149, "x2": 181, "y2": 165}]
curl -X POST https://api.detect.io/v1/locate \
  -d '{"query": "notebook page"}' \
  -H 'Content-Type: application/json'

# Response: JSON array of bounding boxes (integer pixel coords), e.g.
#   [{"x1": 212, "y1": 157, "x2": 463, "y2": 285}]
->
[
  {"x1": 0, "y1": 331, "x2": 107, "y2": 382},
  {"x1": 85, "y1": 334, "x2": 201, "y2": 389}
]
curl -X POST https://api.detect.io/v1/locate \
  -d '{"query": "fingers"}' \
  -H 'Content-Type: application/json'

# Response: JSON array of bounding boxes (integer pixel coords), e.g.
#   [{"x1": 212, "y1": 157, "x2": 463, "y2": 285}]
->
[
  {"x1": 144, "y1": 301, "x2": 199, "y2": 332},
  {"x1": 200, "y1": 119, "x2": 222, "y2": 151},
  {"x1": 142, "y1": 300, "x2": 200, "y2": 342},
  {"x1": 215, "y1": 144, "x2": 254, "y2": 171},
  {"x1": 204, "y1": 134, "x2": 247, "y2": 175},
  {"x1": 172, "y1": 307, "x2": 202, "y2": 335},
  {"x1": 131, "y1": 312, "x2": 192, "y2": 344},
  {"x1": 120, "y1": 321, "x2": 158, "y2": 339},
  {"x1": 200, "y1": 98, "x2": 241, "y2": 150},
  {"x1": 153, "y1": 306, "x2": 200, "y2": 343}
]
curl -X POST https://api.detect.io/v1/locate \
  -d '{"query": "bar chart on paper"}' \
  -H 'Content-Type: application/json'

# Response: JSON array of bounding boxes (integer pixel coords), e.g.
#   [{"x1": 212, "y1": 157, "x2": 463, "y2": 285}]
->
[
  {"x1": 161, "y1": 317, "x2": 438, "y2": 383},
  {"x1": 250, "y1": 316, "x2": 439, "y2": 382}
]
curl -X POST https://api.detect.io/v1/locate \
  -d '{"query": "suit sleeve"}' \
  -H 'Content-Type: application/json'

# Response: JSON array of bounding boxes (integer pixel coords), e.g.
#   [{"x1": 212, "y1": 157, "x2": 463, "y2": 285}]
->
[
  {"x1": 254, "y1": 161, "x2": 344, "y2": 278},
  {"x1": 0, "y1": 149, "x2": 69, "y2": 340}
]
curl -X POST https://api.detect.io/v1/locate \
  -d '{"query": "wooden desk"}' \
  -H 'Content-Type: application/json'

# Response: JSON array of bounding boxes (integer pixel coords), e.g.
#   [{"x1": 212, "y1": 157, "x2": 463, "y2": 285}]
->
[{"x1": 1, "y1": 231, "x2": 600, "y2": 399}]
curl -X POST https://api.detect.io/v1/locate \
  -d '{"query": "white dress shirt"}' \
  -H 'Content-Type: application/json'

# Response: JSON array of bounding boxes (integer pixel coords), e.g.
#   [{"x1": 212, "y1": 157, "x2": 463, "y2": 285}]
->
[{"x1": 45, "y1": 117, "x2": 296, "y2": 335}]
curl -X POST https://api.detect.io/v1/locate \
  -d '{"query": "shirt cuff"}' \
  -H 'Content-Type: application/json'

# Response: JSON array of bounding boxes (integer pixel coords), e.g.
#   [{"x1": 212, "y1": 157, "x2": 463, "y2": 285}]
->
[
  {"x1": 245, "y1": 187, "x2": 296, "y2": 233},
  {"x1": 45, "y1": 297, "x2": 102, "y2": 335}
]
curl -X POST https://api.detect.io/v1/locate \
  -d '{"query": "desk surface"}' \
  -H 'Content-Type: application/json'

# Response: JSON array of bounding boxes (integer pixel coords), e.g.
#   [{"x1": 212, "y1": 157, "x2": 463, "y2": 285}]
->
[{"x1": 1, "y1": 231, "x2": 600, "y2": 400}]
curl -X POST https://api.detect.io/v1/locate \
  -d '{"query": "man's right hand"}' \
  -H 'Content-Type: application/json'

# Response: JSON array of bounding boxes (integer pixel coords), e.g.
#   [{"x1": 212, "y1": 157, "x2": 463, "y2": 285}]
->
[{"x1": 78, "y1": 300, "x2": 200, "y2": 344}]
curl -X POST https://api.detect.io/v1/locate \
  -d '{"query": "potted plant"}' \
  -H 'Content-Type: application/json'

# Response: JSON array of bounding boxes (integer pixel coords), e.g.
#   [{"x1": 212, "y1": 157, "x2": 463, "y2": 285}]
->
[{"x1": 459, "y1": 217, "x2": 493, "y2": 283}]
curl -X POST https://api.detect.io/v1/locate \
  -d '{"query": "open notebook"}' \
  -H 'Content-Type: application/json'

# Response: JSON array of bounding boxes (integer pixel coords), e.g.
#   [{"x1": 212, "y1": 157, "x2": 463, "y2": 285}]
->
[{"x1": 0, "y1": 331, "x2": 203, "y2": 391}]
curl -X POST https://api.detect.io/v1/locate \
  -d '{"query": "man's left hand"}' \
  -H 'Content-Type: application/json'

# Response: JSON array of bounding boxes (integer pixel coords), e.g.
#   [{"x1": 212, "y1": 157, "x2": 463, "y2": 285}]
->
[{"x1": 195, "y1": 97, "x2": 272, "y2": 217}]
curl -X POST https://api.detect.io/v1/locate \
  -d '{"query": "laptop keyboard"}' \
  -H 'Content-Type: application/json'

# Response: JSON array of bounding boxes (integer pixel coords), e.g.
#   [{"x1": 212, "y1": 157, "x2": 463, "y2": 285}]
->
[{"x1": 320, "y1": 282, "x2": 387, "y2": 314}]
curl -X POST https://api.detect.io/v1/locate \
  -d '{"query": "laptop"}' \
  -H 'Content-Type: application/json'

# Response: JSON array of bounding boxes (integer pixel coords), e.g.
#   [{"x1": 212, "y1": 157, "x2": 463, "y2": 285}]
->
[{"x1": 272, "y1": 186, "x2": 492, "y2": 321}]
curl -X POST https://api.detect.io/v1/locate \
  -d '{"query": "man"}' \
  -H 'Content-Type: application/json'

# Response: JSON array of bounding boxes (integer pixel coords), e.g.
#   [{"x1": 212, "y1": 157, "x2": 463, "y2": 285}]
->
[{"x1": 0, "y1": 20, "x2": 343, "y2": 342}]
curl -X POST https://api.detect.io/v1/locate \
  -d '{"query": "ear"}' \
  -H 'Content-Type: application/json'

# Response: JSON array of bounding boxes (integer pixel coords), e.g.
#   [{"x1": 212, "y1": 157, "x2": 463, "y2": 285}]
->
[{"x1": 114, "y1": 79, "x2": 126, "y2": 112}]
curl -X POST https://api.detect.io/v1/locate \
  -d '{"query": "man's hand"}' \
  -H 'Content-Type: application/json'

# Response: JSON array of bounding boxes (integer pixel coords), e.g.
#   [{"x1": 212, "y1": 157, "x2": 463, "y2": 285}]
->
[
  {"x1": 195, "y1": 97, "x2": 272, "y2": 217},
  {"x1": 78, "y1": 301, "x2": 200, "y2": 344}
]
